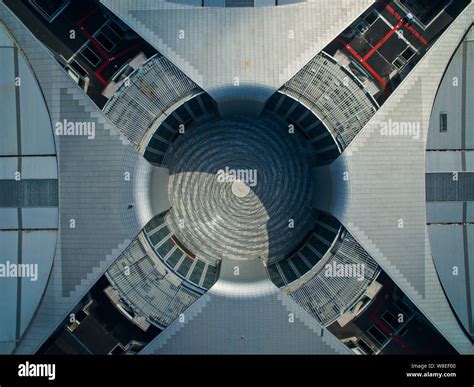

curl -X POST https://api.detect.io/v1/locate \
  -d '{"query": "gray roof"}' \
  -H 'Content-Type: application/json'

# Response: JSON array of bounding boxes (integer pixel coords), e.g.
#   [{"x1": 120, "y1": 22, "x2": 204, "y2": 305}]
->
[
  {"x1": 101, "y1": 0, "x2": 373, "y2": 114},
  {"x1": 312, "y1": 3, "x2": 474, "y2": 354},
  {"x1": 426, "y1": 26, "x2": 474, "y2": 340},
  {"x1": 141, "y1": 258, "x2": 350, "y2": 354},
  {"x1": 1, "y1": 0, "x2": 472, "y2": 355},
  {"x1": 0, "y1": 4, "x2": 170, "y2": 354},
  {"x1": 427, "y1": 27, "x2": 474, "y2": 151},
  {"x1": 0, "y1": 22, "x2": 58, "y2": 354}
]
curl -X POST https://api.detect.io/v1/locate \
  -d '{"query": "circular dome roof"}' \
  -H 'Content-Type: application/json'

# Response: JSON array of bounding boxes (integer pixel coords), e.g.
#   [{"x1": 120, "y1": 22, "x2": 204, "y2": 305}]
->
[{"x1": 166, "y1": 115, "x2": 316, "y2": 264}]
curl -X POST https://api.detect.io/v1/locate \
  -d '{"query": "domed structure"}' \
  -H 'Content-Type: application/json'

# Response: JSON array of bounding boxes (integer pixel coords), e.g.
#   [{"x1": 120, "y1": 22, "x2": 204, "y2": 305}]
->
[{"x1": 0, "y1": 0, "x2": 472, "y2": 358}]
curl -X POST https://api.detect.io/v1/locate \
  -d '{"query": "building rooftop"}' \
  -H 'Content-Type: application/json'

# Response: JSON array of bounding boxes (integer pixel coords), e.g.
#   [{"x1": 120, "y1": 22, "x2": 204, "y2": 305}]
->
[
  {"x1": 0, "y1": 0, "x2": 472, "y2": 356},
  {"x1": 0, "y1": 22, "x2": 58, "y2": 354}
]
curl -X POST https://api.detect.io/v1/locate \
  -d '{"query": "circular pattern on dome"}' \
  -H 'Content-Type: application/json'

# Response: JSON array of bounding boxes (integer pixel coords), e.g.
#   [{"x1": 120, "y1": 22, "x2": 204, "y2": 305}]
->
[
  {"x1": 231, "y1": 180, "x2": 251, "y2": 198},
  {"x1": 166, "y1": 116, "x2": 317, "y2": 264}
]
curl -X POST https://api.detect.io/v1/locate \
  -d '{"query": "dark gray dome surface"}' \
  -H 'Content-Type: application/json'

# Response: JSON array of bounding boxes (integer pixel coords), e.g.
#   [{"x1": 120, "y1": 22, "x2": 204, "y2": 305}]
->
[{"x1": 167, "y1": 116, "x2": 316, "y2": 264}]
